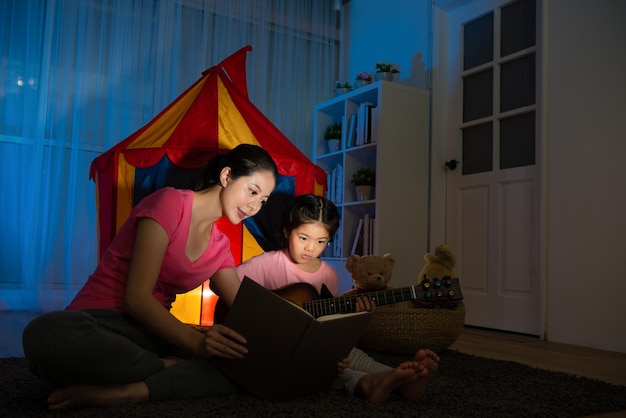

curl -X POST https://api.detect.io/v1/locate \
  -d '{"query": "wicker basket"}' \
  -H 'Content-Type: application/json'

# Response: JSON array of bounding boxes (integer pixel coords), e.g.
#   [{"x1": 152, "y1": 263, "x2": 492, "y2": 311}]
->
[{"x1": 357, "y1": 301, "x2": 465, "y2": 354}]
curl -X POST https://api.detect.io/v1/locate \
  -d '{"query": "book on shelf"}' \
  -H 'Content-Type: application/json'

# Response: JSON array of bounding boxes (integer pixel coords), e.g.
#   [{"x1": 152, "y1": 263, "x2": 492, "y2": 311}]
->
[
  {"x1": 325, "y1": 165, "x2": 343, "y2": 204},
  {"x1": 365, "y1": 105, "x2": 371, "y2": 144},
  {"x1": 350, "y1": 215, "x2": 372, "y2": 255},
  {"x1": 364, "y1": 102, "x2": 373, "y2": 144},
  {"x1": 334, "y1": 164, "x2": 343, "y2": 203},
  {"x1": 351, "y1": 214, "x2": 374, "y2": 255},
  {"x1": 333, "y1": 229, "x2": 341, "y2": 257},
  {"x1": 341, "y1": 114, "x2": 346, "y2": 149},
  {"x1": 350, "y1": 218, "x2": 364, "y2": 255},
  {"x1": 370, "y1": 106, "x2": 379, "y2": 143},
  {"x1": 368, "y1": 214, "x2": 375, "y2": 254},
  {"x1": 362, "y1": 214, "x2": 370, "y2": 255},
  {"x1": 326, "y1": 170, "x2": 332, "y2": 201},
  {"x1": 355, "y1": 102, "x2": 376, "y2": 146},
  {"x1": 346, "y1": 113, "x2": 357, "y2": 148},
  {"x1": 356, "y1": 103, "x2": 365, "y2": 145},
  {"x1": 209, "y1": 277, "x2": 371, "y2": 400}
]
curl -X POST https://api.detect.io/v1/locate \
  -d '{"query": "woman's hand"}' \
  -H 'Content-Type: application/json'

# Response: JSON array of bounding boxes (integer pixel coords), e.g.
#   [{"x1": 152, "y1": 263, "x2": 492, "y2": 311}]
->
[
  {"x1": 355, "y1": 296, "x2": 376, "y2": 312},
  {"x1": 203, "y1": 324, "x2": 248, "y2": 359}
]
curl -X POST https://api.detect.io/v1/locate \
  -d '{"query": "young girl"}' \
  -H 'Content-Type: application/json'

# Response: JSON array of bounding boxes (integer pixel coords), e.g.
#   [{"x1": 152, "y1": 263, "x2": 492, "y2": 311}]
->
[
  {"x1": 235, "y1": 193, "x2": 439, "y2": 404},
  {"x1": 22, "y1": 144, "x2": 278, "y2": 410}
]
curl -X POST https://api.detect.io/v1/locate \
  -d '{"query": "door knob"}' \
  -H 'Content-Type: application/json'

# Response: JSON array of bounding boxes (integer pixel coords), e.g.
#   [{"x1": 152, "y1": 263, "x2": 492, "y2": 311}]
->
[{"x1": 445, "y1": 159, "x2": 459, "y2": 170}]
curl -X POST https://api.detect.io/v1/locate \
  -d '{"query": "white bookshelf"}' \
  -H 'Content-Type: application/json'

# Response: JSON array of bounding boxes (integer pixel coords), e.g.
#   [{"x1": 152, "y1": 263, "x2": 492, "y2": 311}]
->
[{"x1": 313, "y1": 80, "x2": 430, "y2": 294}]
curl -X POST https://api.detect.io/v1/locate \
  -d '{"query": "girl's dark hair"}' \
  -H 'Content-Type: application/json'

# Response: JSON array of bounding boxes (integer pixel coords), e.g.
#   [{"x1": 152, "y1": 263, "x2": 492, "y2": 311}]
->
[
  {"x1": 280, "y1": 194, "x2": 340, "y2": 248},
  {"x1": 195, "y1": 144, "x2": 278, "y2": 190}
]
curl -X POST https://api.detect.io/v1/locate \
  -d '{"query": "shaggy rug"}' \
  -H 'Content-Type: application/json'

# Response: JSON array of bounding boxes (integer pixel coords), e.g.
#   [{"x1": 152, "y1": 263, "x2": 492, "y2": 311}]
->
[{"x1": 2, "y1": 349, "x2": 626, "y2": 417}]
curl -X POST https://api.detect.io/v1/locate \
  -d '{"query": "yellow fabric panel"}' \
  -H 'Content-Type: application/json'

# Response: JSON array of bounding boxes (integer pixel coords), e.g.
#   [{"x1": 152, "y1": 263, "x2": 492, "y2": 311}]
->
[
  {"x1": 217, "y1": 78, "x2": 260, "y2": 149},
  {"x1": 115, "y1": 154, "x2": 135, "y2": 233},
  {"x1": 242, "y1": 224, "x2": 264, "y2": 263},
  {"x1": 314, "y1": 181, "x2": 325, "y2": 196},
  {"x1": 170, "y1": 285, "x2": 202, "y2": 325},
  {"x1": 128, "y1": 77, "x2": 208, "y2": 150}
]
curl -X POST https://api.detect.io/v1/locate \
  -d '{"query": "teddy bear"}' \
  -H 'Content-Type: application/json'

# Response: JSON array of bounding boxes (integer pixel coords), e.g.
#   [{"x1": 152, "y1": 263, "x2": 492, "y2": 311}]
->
[
  {"x1": 344, "y1": 253, "x2": 395, "y2": 295},
  {"x1": 414, "y1": 244, "x2": 458, "y2": 307},
  {"x1": 417, "y1": 244, "x2": 456, "y2": 283}
]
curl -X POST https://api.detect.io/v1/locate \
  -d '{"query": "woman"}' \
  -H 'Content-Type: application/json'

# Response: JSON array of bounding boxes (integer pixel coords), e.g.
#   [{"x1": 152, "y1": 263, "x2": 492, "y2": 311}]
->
[{"x1": 22, "y1": 144, "x2": 277, "y2": 410}]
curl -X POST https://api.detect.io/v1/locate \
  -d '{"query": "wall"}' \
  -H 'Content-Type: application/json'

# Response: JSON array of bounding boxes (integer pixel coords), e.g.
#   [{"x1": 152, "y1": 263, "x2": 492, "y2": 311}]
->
[
  {"x1": 342, "y1": 0, "x2": 431, "y2": 90},
  {"x1": 543, "y1": 0, "x2": 626, "y2": 352},
  {"x1": 344, "y1": 0, "x2": 626, "y2": 353}
]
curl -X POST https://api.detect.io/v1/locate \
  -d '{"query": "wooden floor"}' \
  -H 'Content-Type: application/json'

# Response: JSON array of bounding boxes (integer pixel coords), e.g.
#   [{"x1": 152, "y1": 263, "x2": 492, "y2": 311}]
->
[
  {"x1": 450, "y1": 327, "x2": 626, "y2": 418},
  {"x1": 3, "y1": 312, "x2": 626, "y2": 417},
  {"x1": 450, "y1": 327, "x2": 626, "y2": 387}
]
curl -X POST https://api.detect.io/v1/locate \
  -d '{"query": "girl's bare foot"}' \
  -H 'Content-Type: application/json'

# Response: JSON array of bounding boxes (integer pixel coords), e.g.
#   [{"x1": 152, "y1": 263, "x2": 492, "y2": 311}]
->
[
  {"x1": 398, "y1": 349, "x2": 439, "y2": 401},
  {"x1": 48, "y1": 381, "x2": 149, "y2": 411},
  {"x1": 418, "y1": 348, "x2": 440, "y2": 365},
  {"x1": 356, "y1": 361, "x2": 424, "y2": 404}
]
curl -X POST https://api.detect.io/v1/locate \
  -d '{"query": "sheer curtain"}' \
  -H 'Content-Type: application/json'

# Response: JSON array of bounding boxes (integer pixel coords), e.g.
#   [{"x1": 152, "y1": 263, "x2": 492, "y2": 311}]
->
[{"x1": 0, "y1": 0, "x2": 339, "y2": 311}]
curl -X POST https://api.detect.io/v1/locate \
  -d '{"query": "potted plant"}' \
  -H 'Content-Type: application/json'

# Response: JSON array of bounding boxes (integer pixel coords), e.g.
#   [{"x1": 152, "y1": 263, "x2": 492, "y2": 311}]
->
[
  {"x1": 334, "y1": 80, "x2": 353, "y2": 96},
  {"x1": 354, "y1": 71, "x2": 372, "y2": 88},
  {"x1": 323, "y1": 121, "x2": 342, "y2": 152},
  {"x1": 374, "y1": 62, "x2": 400, "y2": 82},
  {"x1": 351, "y1": 166, "x2": 375, "y2": 201}
]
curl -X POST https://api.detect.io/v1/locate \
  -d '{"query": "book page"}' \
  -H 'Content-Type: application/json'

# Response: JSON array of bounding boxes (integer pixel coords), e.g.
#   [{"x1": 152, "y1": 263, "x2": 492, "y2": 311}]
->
[{"x1": 317, "y1": 310, "x2": 369, "y2": 322}]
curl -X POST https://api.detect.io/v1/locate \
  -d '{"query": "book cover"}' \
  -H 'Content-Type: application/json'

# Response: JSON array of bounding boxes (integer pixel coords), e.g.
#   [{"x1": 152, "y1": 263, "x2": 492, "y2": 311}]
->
[{"x1": 209, "y1": 277, "x2": 372, "y2": 400}]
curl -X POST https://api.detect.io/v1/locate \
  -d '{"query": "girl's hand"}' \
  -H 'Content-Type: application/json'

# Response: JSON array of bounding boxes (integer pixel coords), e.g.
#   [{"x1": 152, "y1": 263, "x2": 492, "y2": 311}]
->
[
  {"x1": 355, "y1": 296, "x2": 376, "y2": 312},
  {"x1": 337, "y1": 357, "x2": 350, "y2": 376},
  {"x1": 203, "y1": 324, "x2": 248, "y2": 359}
]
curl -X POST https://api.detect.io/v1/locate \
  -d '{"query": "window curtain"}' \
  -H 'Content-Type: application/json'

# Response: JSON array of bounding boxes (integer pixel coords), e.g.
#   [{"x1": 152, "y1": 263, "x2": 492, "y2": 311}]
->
[{"x1": 0, "y1": 0, "x2": 339, "y2": 311}]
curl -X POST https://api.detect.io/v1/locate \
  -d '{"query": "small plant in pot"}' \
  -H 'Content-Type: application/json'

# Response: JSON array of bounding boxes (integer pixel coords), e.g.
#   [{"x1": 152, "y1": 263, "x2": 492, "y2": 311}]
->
[
  {"x1": 323, "y1": 122, "x2": 342, "y2": 152},
  {"x1": 334, "y1": 80, "x2": 353, "y2": 96},
  {"x1": 374, "y1": 62, "x2": 400, "y2": 82},
  {"x1": 374, "y1": 62, "x2": 400, "y2": 74},
  {"x1": 335, "y1": 80, "x2": 353, "y2": 89},
  {"x1": 351, "y1": 167, "x2": 376, "y2": 201},
  {"x1": 354, "y1": 71, "x2": 372, "y2": 88}
]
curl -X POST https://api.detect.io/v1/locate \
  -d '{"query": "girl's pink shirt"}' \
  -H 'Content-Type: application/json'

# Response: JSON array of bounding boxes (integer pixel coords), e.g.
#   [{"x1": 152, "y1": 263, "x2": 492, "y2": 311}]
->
[
  {"x1": 235, "y1": 248, "x2": 339, "y2": 297},
  {"x1": 67, "y1": 187, "x2": 234, "y2": 311}
]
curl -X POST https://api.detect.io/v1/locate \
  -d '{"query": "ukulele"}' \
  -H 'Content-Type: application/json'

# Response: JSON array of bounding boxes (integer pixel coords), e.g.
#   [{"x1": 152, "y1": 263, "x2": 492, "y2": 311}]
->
[{"x1": 213, "y1": 276, "x2": 463, "y2": 324}]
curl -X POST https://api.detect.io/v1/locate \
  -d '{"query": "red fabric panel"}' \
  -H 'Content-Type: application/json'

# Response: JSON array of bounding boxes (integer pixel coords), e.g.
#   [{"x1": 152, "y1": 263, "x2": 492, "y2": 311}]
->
[
  {"x1": 207, "y1": 45, "x2": 253, "y2": 100},
  {"x1": 215, "y1": 218, "x2": 243, "y2": 266}
]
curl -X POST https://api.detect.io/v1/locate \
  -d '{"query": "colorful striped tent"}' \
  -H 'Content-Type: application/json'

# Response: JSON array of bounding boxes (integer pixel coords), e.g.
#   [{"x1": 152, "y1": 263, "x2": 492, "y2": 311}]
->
[{"x1": 89, "y1": 46, "x2": 326, "y2": 325}]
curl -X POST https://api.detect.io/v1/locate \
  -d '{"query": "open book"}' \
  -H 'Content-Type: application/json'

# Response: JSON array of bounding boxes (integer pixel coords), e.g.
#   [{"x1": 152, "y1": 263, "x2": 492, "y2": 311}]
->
[{"x1": 209, "y1": 277, "x2": 372, "y2": 400}]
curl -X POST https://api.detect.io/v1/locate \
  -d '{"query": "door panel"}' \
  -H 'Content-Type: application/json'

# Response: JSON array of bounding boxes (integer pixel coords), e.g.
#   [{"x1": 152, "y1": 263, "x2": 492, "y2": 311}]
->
[{"x1": 439, "y1": 0, "x2": 540, "y2": 335}]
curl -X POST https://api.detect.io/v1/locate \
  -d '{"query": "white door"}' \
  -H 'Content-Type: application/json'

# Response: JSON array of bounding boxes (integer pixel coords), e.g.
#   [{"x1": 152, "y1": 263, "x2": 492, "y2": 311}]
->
[{"x1": 437, "y1": 0, "x2": 541, "y2": 335}]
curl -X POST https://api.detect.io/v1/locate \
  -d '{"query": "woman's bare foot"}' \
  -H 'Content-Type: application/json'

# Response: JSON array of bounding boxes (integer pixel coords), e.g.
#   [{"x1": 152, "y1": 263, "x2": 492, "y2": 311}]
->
[
  {"x1": 355, "y1": 361, "x2": 424, "y2": 404},
  {"x1": 48, "y1": 381, "x2": 149, "y2": 411},
  {"x1": 398, "y1": 349, "x2": 439, "y2": 401}
]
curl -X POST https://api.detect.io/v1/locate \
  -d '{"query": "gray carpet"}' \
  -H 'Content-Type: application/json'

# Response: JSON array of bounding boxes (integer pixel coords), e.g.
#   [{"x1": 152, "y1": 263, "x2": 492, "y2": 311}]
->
[{"x1": 2, "y1": 349, "x2": 626, "y2": 417}]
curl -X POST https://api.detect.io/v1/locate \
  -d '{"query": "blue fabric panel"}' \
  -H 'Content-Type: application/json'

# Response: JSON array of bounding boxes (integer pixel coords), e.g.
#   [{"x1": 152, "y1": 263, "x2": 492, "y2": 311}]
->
[
  {"x1": 244, "y1": 174, "x2": 295, "y2": 252},
  {"x1": 133, "y1": 156, "x2": 204, "y2": 206}
]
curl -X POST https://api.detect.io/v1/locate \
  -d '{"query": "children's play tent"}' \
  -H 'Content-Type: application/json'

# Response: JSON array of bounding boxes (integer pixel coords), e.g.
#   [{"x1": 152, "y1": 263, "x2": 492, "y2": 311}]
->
[{"x1": 89, "y1": 46, "x2": 326, "y2": 324}]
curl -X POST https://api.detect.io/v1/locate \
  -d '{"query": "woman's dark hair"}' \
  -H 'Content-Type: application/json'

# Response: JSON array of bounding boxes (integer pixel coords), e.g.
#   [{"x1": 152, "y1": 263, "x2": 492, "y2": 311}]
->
[
  {"x1": 195, "y1": 144, "x2": 278, "y2": 190},
  {"x1": 280, "y1": 194, "x2": 340, "y2": 248}
]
